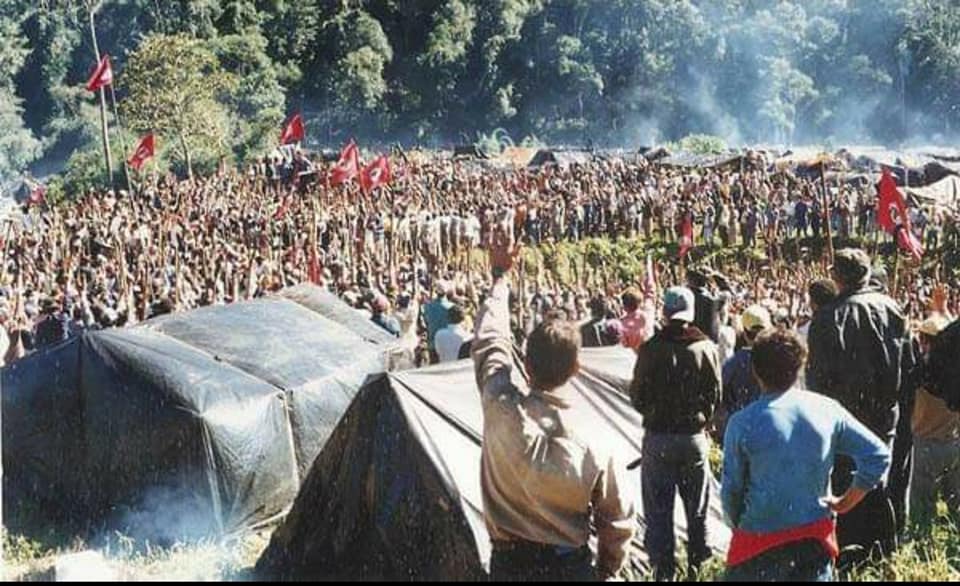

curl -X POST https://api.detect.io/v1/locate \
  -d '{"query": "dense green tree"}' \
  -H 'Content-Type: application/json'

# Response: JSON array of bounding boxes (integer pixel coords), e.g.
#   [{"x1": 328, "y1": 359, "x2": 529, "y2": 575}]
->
[{"x1": 120, "y1": 33, "x2": 233, "y2": 177}]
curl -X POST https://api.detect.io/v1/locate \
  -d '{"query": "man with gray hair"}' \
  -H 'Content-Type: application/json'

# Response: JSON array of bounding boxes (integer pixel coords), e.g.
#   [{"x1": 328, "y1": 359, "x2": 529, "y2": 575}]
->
[{"x1": 807, "y1": 248, "x2": 908, "y2": 567}]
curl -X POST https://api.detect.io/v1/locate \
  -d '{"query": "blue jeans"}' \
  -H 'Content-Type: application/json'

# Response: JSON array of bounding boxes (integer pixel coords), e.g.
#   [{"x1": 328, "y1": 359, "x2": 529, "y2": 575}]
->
[
  {"x1": 641, "y1": 431, "x2": 711, "y2": 580},
  {"x1": 489, "y1": 543, "x2": 595, "y2": 582},
  {"x1": 724, "y1": 540, "x2": 833, "y2": 582}
]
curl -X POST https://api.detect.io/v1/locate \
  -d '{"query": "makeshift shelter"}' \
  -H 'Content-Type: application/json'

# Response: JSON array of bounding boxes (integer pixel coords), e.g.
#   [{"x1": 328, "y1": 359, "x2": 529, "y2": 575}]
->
[
  {"x1": 528, "y1": 149, "x2": 593, "y2": 169},
  {"x1": 256, "y1": 347, "x2": 731, "y2": 581},
  {"x1": 656, "y1": 151, "x2": 745, "y2": 171},
  {"x1": 906, "y1": 175, "x2": 960, "y2": 212},
  {"x1": 495, "y1": 147, "x2": 538, "y2": 169},
  {"x1": 2, "y1": 288, "x2": 389, "y2": 541}
]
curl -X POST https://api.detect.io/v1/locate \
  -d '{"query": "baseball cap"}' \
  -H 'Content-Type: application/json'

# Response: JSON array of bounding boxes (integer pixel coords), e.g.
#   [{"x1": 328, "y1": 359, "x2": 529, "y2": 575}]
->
[
  {"x1": 741, "y1": 304, "x2": 773, "y2": 332},
  {"x1": 663, "y1": 286, "x2": 695, "y2": 323}
]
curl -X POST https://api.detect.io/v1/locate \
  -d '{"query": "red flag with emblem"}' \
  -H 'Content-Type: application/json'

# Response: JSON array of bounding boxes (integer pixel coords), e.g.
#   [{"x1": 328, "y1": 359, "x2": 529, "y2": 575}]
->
[
  {"x1": 878, "y1": 167, "x2": 923, "y2": 260},
  {"x1": 280, "y1": 113, "x2": 305, "y2": 145},
  {"x1": 85, "y1": 55, "x2": 113, "y2": 92},
  {"x1": 679, "y1": 212, "x2": 694, "y2": 258},
  {"x1": 28, "y1": 183, "x2": 46, "y2": 207},
  {"x1": 360, "y1": 155, "x2": 392, "y2": 193},
  {"x1": 127, "y1": 134, "x2": 155, "y2": 171},
  {"x1": 329, "y1": 140, "x2": 360, "y2": 186}
]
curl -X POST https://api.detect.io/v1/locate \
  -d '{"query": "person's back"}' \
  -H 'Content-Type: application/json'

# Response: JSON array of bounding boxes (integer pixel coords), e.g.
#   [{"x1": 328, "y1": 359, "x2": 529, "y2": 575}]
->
[
  {"x1": 630, "y1": 287, "x2": 720, "y2": 580},
  {"x1": 807, "y1": 251, "x2": 906, "y2": 440},
  {"x1": 725, "y1": 390, "x2": 888, "y2": 534},
  {"x1": 722, "y1": 328, "x2": 891, "y2": 582},
  {"x1": 473, "y1": 235, "x2": 635, "y2": 581}
]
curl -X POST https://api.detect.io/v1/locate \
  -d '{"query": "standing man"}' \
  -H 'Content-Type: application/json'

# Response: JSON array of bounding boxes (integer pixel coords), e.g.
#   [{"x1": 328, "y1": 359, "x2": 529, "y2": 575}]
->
[
  {"x1": 807, "y1": 248, "x2": 908, "y2": 566},
  {"x1": 472, "y1": 231, "x2": 636, "y2": 581},
  {"x1": 434, "y1": 305, "x2": 472, "y2": 363},
  {"x1": 722, "y1": 329, "x2": 891, "y2": 581},
  {"x1": 630, "y1": 286, "x2": 721, "y2": 580},
  {"x1": 423, "y1": 281, "x2": 453, "y2": 363},
  {"x1": 909, "y1": 315, "x2": 960, "y2": 528}
]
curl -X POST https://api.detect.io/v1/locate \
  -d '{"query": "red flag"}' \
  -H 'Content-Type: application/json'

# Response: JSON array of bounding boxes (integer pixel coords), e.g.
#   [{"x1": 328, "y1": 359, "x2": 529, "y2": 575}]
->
[
  {"x1": 360, "y1": 155, "x2": 392, "y2": 193},
  {"x1": 280, "y1": 113, "x2": 305, "y2": 145},
  {"x1": 273, "y1": 195, "x2": 290, "y2": 220},
  {"x1": 329, "y1": 141, "x2": 360, "y2": 186},
  {"x1": 679, "y1": 212, "x2": 694, "y2": 258},
  {"x1": 127, "y1": 134, "x2": 155, "y2": 171},
  {"x1": 878, "y1": 167, "x2": 923, "y2": 259},
  {"x1": 28, "y1": 183, "x2": 46, "y2": 207},
  {"x1": 85, "y1": 55, "x2": 113, "y2": 92},
  {"x1": 308, "y1": 247, "x2": 322, "y2": 285}
]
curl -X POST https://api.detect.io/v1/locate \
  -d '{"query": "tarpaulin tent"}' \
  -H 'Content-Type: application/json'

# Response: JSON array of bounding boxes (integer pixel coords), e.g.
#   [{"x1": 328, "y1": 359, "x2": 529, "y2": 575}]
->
[
  {"x1": 906, "y1": 175, "x2": 960, "y2": 212},
  {"x1": 656, "y1": 151, "x2": 745, "y2": 171},
  {"x1": 3, "y1": 288, "x2": 389, "y2": 541},
  {"x1": 256, "y1": 347, "x2": 731, "y2": 581},
  {"x1": 528, "y1": 149, "x2": 593, "y2": 169}
]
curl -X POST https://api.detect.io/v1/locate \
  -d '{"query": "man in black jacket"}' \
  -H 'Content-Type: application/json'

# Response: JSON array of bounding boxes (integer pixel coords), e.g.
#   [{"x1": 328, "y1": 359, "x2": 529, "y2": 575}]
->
[
  {"x1": 630, "y1": 286, "x2": 721, "y2": 581},
  {"x1": 807, "y1": 248, "x2": 907, "y2": 567}
]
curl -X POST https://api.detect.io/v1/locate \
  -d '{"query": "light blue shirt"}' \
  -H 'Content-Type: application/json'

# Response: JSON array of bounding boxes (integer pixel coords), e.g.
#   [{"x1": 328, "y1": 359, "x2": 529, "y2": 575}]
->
[{"x1": 722, "y1": 389, "x2": 891, "y2": 533}]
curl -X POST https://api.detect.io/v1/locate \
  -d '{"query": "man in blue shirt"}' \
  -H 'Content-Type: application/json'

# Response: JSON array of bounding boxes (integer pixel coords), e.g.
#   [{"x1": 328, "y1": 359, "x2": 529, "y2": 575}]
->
[
  {"x1": 423, "y1": 282, "x2": 453, "y2": 363},
  {"x1": 722, "y1": 328, "x2": 891, "y2": 582}
]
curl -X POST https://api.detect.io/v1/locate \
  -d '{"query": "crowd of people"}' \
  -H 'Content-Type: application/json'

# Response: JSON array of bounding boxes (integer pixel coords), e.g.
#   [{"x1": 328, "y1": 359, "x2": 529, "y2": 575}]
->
[
  {"x1": 3, "y1": 148, "x2": 960, "y2": 580},
  {"x1": 3, "y1": 150, "x2": 958, "y2": 366}
]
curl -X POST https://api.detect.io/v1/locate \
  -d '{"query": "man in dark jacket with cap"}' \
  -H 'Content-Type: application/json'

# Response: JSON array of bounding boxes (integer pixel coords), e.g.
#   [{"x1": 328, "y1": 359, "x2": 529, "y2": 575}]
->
[
  {"x1": 807, "y1": 248, "x2": 907, "y2": 567},
  {"x1": 630, "y1": 286, "x2": 721, "y2": 580}
]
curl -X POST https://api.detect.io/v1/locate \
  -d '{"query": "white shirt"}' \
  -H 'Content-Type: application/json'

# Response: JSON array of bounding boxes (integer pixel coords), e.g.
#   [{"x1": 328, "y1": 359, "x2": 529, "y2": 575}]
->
[{"x1": 434, "y1": 324, "x2": 472, "y2": 363}]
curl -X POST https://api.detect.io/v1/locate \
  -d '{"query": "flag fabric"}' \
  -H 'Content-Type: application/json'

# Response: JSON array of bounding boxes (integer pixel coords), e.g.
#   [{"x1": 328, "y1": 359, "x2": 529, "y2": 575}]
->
[
  {"x1": 127, "y1": 134, "x2": 155, "y2": 171},
  {"x1": 273, "y1": 195, "x2": 290, "y2": 220},
  {"x1": 85, "y1": 55, "x2": 113, "y2": 92},
  {"x1": 329, "y1": 141, "x2": 360, "y2": 186},
  {"x1": 280, "y1": 113, "x2": 305, "y2": 145},
  {"x1": 643, "y1": 253, "x2": 657, "y2": 296},
  {"x1": 360, "y1": 154, "x2": 392, "y2": 193},
  {"x1": 877, "y1": 167, "x2": 923, "y2": 259},
  {"x1": 679, "y1": 212, "x2": 694, "y2": 258},
  {"x1": 27, "y1": 183, "x2": 46, "y2": 207},
  {"x1": 308, "y1": 247, "x2": 322, "y2": 285}
]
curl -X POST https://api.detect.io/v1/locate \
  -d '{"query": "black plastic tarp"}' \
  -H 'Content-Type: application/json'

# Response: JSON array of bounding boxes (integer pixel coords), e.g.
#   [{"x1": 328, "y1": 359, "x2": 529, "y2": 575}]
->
[
  {"x1": 256, "y1": 347, "x2": 731, "y2": 580},
  {"x1": 3, "y1": 290, "x2": 388, "y2": 540}
]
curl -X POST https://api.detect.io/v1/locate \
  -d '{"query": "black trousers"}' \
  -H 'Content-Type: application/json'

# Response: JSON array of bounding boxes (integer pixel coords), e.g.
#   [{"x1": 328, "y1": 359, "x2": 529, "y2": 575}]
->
[
  {"x1": 489, "y1": 542, "x2": 596, "y2": 582},
  {"x1": 832, "y1": 456, "x2": 897, "y2": 570}
]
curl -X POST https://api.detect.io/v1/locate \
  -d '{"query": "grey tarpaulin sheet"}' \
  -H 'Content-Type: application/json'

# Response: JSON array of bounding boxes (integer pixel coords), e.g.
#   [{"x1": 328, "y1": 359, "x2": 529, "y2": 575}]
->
[
  {"x1": 2, "y1": 288, "x2": 388, "y2": 540},
  {"x1": 256, "y1": 347, "x2": 731, "y2": 580}
]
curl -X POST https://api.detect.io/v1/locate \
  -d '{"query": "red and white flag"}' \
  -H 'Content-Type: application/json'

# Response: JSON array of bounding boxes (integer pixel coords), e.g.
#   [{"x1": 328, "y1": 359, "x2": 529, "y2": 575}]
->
[
  {"x1": 127, "y1": 134, "x2": 155, "y2": 171},
  {"x1": 280, "y1": 113, "x2": 305, "y2": 145},
  {"x1": 329, "y1": 141, "x2": 360, "y2": 186},
  {"x1": 85, "y1": 54, "x2": 113, "y2": 92},
  {"x1": 360, "y1": 154, "x2": 392, "y2": 193},
  {"x1": 878, "y1": 167, "x2": 923, "y2": 260},
  {"x1": 27, "y1": 183, "x2": 46, "y2": 207},
  {"x1": 679, "y1": 212, "x2": 694, "y2": 258}
]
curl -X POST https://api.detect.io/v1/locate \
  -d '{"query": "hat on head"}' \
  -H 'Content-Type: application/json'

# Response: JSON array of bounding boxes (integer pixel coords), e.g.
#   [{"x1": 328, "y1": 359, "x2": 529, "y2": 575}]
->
[
  {"x1": 741, "y1": 304, "x2": 773, "y2": 332},
  {"x1": 919, "y1": 315, "x2": 951, "y2": 337},
  {"x1": 663, "y1": 286, "x2": 695, "y2": 323},
  {"x1": 831, "y1": 248, "x2": 872, "y2": 287}
]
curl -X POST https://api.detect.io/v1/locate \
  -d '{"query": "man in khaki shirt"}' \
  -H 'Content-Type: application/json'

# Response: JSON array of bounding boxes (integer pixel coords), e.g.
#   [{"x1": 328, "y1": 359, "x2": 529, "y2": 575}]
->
[{"x1": 472, "y1": 231, "x2": 636, "y2": 581}]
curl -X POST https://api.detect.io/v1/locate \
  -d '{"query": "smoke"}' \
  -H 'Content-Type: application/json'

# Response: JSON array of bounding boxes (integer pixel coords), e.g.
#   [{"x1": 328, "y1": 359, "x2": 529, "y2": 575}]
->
[{"x1": 100, "y1": 483, "x2": 222, "y2": 548}]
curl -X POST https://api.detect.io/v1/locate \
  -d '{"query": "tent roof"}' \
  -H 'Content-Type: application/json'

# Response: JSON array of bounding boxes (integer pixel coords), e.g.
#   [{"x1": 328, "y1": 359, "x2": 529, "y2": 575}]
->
[
  {"x1": 3, "y1": 287, "x2": 389, "y2": 539},
  {"x1": 257, "y1": 347, "x2": 730, "y2": 580}
]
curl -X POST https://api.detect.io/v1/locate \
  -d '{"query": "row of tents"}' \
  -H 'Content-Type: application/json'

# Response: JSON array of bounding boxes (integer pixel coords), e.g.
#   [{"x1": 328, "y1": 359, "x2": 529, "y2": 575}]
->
[{"x1": 3, "y1": 284, "x2": 729, "y2": 579}]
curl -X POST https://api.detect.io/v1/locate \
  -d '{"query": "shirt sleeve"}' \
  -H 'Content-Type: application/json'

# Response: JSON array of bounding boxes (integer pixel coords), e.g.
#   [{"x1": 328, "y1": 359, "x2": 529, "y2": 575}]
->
[
  {"x1": 834, "y1": 402, "x2": 892, "y2": 492},
  {"x1": 721, "y1": 414, "x2": 746, "y2": 527},
  {"x1": 629, "y1": 345, "x2": 652, "y2": 415},
  {"x1": 471, "y1": 279, "x2": 514, "y2": 397},
  {"x1": 592, "y1": 454, "x2": 637, "y2": 578}
]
